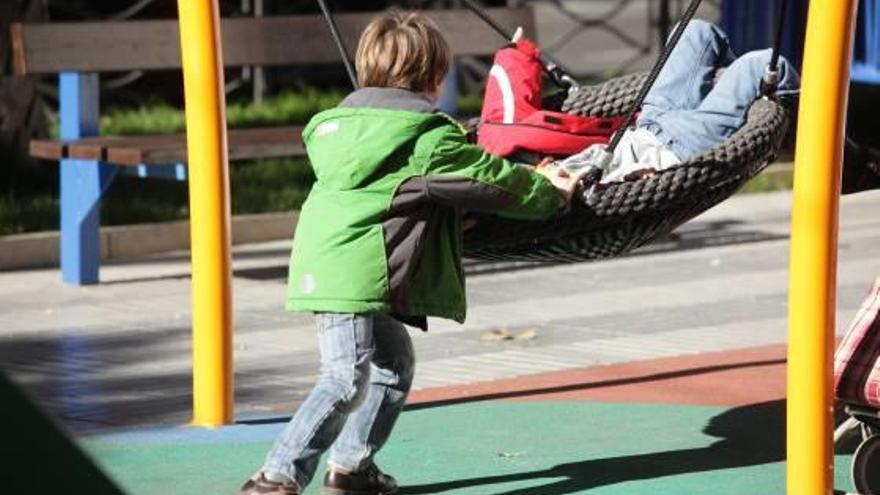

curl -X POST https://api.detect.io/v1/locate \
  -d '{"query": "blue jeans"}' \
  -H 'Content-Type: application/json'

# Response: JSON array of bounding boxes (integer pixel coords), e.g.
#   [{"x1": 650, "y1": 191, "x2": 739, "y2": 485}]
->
[
  {"x1": 262, "y1": 313, "x2": 415, "y2": 490},
  {"x1": 637, "y1": 20, "x2": 800, "y2": 160}
]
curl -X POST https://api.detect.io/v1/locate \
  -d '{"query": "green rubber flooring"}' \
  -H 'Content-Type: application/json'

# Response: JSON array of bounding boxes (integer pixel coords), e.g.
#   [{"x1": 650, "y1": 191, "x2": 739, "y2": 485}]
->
[{"x1": 80, "y1": 400, "x2": 858, "y2": 494}]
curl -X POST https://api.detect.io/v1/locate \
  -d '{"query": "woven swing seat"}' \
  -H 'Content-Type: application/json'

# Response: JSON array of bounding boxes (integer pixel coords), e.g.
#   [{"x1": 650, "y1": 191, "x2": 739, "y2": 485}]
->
[{"x1": 463, "y1": 72, "x2": 791, "y2": 262}]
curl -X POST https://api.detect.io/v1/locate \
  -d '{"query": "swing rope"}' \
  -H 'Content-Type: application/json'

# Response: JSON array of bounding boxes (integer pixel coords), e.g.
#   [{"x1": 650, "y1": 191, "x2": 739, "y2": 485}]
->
[
  {"x1": 316, "y1": 0, "x2": 792, "y2": 106},
  {"x1": 603, "y1": 0, "x2": 704, "y2": 157},
  {"x1": 458, "y1": 2, "x2": 794, "y2": 261},
  {"x1": 308, "y1": 2, "x2": 794, "y2": 262},
  {"x1": 458, "y1": 0, "x2": 579, "y2": 90},
  {"x1": 458, "y1": 0, "x2": 791, "y2": 165},
  {"x1": 762, "y1": 0, "x2": 792, "y2": 96},
  {"x1": 316, "y1": 0, "x2": 358, "y2": 89}
]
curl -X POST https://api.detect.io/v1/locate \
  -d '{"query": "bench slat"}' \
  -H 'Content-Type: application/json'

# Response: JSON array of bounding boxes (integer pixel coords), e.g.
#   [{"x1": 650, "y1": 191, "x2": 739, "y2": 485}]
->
[
  {"x1": 67, "y1": 135, "x2": 165, "y2": 161},
  {"x1": 111, "y1": 127, "x2": 306, "y2": 165},
  {"x1": 29, "y1": 139, "x2": 67, "y2": 161},
  {"x1": 31, "y1": 126, "x2": 306, "y2": 166},
  {"x1": 12, "y1": 8, "x2": 535, "y2": 75},
  {"x1": 31, "y1": 135, "x2": 133, "y2": 161}
]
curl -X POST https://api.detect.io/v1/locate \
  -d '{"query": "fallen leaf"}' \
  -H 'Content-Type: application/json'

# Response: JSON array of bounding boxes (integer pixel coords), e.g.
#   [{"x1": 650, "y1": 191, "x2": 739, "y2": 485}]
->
[{"x1": 480, "y1": 328, "x2": 514, "y2": 341}]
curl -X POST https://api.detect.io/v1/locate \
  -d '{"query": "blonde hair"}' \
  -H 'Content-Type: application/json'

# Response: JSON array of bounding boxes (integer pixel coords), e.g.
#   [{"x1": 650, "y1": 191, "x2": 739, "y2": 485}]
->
[{"x1": 355, "y1": 10, "x2": 451, "y2": 92}]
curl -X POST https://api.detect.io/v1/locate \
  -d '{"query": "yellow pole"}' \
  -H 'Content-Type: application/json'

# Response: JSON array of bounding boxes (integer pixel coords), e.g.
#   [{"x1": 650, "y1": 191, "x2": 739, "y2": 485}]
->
[
  {"x1": 177, "y1": 0, "x2": 234, "y2": 427},
  {"x1": 787, "y1": 0, "x2": 857, "y2": 492}
]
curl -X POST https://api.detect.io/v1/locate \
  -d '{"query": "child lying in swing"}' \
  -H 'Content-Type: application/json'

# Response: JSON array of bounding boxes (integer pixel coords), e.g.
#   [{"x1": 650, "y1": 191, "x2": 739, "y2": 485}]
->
[
  {"x1": 552, "y1": 20, "x2": 800, "y2": 182},
  {"x1": 481, "y1": 20, "x2": 800, "y2": 184}
]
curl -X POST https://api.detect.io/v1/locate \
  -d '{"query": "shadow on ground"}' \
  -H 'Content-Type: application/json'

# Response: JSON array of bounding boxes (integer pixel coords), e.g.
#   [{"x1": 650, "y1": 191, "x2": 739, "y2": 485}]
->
[
  {"x1": 233, "y1": 219, "x2": 785, "y2": 282},
  {"x1": 0, "y1": 327, "x2": 311, "y2": 432},
  {"x1": 83, "y1": 219, "x2": 783, "y2": 285},
  {"x1": 399, "y1": 400, "x2": 786, "y2": 495}
]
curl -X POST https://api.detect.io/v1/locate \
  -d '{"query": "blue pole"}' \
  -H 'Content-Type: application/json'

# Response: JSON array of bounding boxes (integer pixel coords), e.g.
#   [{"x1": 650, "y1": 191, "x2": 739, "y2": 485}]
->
[{"x1": 59, "y1": 73, "x2": 116, "y2": 285}]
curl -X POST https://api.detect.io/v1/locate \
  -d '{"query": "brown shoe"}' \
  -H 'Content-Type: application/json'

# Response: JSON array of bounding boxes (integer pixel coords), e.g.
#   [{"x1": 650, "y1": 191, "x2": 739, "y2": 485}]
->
[
  {"x1": 239, "y1": 471, "x2": 299, "y2": 495},
  {"x1": 322, "y1": 463, "x2": 398, "y2": 495}
]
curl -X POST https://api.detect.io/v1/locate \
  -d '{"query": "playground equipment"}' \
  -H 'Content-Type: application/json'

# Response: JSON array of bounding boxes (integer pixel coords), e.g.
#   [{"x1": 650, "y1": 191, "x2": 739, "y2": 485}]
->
[
  {"x1": 176, "y1": 0, "x2": 234, "y2": 427},
  {"x1": 787, "y1": 0, "x2": 858, "y2": 494},
  {"x1": 464, "y1": 86, "x2": 788, "y2": 261},
  {"x1": 312, "y1": 0, "x2": 793, "y2": 262}
]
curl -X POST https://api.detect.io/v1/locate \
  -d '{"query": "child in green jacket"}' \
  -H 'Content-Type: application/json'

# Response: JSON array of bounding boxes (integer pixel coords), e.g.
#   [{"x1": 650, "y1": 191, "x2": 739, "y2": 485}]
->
[{"x1": 239, "y1": 10, "x2": 578, "y2": 495}]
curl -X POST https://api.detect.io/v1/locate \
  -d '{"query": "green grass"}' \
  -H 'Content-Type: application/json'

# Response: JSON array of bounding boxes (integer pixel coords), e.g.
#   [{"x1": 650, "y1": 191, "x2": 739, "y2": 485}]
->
[
  {"x1": 0, "y1": 194, "x2": 59, "y2": 236},
  {"x1": 0, "y1": 157, "x2": 316, "y2": 236},
  {"x1": 229, "y1": 157, "x2": 315, "y2": 215},
  {"x1": 741, "y1": 161, "x2": 794, "y2": 194},
  {"x1": 9, "y1": 88, "x2": 797, "y2": 237},
  {"x1": 47, "y1": 89, "x2": 348, "y2": 138}
]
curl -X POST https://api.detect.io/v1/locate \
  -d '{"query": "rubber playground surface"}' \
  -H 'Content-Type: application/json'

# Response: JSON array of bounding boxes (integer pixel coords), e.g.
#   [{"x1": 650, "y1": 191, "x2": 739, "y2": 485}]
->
[{"x1": 80, "y1": 344, "x2": 859, "y2": 494}]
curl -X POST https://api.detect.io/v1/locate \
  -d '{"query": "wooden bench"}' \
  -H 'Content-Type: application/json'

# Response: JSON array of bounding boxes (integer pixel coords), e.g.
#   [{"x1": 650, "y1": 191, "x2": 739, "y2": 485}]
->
[
  {"x1": 30, "y1": 126, "x2": 307, "y2": 177},
  {"x1": 10, "y1": 7, "x2": 536, "y2": 284}
]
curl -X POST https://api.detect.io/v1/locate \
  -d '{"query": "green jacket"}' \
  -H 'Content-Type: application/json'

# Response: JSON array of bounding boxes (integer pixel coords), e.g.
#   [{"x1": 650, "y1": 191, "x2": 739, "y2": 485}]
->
[{"x1": 286, "y1": 87, "x2": 562, "y2": 326}]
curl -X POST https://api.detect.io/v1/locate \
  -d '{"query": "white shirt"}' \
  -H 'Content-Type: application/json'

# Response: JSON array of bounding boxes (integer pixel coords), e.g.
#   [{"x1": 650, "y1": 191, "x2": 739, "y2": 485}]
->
[{"x1": 558, "y1": 128, "x2": 681, "y2": 183}]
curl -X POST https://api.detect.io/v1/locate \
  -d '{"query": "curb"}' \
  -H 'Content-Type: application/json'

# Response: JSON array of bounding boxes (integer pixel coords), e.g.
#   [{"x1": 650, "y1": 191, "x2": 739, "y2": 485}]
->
[
  {"x1": 0, "y1": 164, "x2": 794, "y2": 272},
  {"x1": 0, "y1": 211, "x2": 297, "y2": 271}
]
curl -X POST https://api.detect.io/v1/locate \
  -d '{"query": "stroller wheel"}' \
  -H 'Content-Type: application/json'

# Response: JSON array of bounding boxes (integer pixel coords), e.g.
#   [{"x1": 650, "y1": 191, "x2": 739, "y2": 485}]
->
[
  {"x1": 853, "y1": 435, "x2": 880, "y2": 494},
  {"x1": 835, "y1": 416, "x2": 863, "y2": 445}
]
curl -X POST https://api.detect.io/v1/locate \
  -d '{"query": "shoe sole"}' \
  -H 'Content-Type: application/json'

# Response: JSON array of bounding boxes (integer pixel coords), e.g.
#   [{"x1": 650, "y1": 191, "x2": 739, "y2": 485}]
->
[{"x1": 321, "y1": 487, "x2": 398, "y2": 495}]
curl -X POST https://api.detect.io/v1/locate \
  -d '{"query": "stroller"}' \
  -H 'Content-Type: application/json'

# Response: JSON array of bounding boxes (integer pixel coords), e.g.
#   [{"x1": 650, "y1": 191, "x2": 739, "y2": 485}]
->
[{"x1": 834, "y1": 277, "x2": 880, "y2": 494}]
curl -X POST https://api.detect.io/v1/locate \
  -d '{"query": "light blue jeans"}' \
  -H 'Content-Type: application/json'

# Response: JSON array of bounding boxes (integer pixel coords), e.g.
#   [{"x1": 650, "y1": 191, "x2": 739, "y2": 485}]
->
[
  {"x1": 637, "y1": 20, "x2": 800, "y2": 160},
  {"x1": 262, "y1": 313, "x2": 415, "y2": 490}
]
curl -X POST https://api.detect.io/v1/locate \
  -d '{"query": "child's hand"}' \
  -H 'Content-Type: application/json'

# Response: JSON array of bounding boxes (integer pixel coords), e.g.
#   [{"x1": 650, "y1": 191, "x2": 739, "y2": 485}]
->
[
  {"x1": 622, "y1": 168, "x2": 657, "y2": 181},
  {"x1": 534, "y1": 160, "x2": 580, "y2": 207}
]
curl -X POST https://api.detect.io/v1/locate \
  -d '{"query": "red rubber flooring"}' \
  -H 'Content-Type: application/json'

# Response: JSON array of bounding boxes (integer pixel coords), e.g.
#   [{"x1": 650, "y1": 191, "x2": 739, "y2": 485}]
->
[{"x1": 410, "y1": 344, "x2": 787, "y2": 407}]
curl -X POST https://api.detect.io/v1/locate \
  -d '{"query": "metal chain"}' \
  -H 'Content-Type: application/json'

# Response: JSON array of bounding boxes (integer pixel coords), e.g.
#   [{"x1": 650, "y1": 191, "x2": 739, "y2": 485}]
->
[{"x1": 316, "y1": 0, "x2": 359, "y2": 89}]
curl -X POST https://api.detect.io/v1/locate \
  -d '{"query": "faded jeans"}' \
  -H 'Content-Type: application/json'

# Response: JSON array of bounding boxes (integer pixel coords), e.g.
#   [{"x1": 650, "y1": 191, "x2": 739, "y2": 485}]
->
[
  {"x1": 637, "y1": 20, "x2": 800, "y2": 160},
  {"x1": 262, "y1": 313, "x2": 415, "y2": 490}
]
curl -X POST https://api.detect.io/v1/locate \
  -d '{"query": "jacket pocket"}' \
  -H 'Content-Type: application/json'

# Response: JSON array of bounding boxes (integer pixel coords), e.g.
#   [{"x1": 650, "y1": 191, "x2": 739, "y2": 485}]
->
[{"x1": 291, "y1": 223, "x2": 390, "y2": 304}]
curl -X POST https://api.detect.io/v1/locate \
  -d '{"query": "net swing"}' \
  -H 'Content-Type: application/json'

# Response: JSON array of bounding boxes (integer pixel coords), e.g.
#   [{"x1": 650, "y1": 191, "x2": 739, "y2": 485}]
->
[{"x1": 317, "y1": 0, "x2": 794, "y2": 262}]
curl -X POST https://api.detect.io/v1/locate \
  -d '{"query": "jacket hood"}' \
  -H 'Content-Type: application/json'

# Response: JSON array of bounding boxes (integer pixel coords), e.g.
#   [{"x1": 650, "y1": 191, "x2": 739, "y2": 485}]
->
[{"x1": 302, "y1": 88, "x2": 440, "y2": 190}]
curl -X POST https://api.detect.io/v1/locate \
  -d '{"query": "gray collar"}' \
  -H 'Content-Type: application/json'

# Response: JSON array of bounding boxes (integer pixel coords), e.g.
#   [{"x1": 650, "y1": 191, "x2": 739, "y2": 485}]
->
[{"x1": 339, "y1": 87, "x2": 436, "y2": 114}]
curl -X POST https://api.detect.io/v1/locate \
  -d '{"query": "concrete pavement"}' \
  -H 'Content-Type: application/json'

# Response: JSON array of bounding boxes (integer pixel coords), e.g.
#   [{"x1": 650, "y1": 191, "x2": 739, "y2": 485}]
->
[
  {"x1": 2, "y1": 190, "x2": 878, "y2": 431},
  {"x1": 2, "y1": 189, "x2": 879, "y2": 493}
]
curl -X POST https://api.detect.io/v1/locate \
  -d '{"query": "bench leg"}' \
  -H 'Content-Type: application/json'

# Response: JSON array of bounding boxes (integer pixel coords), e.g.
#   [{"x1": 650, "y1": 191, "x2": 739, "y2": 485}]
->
[
  {"x1": 59, "y1": 72, "x2": 117, "y2": 285},
  {"x1": 60, "y1": 159, "x2": 116, "y2": 285}
]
